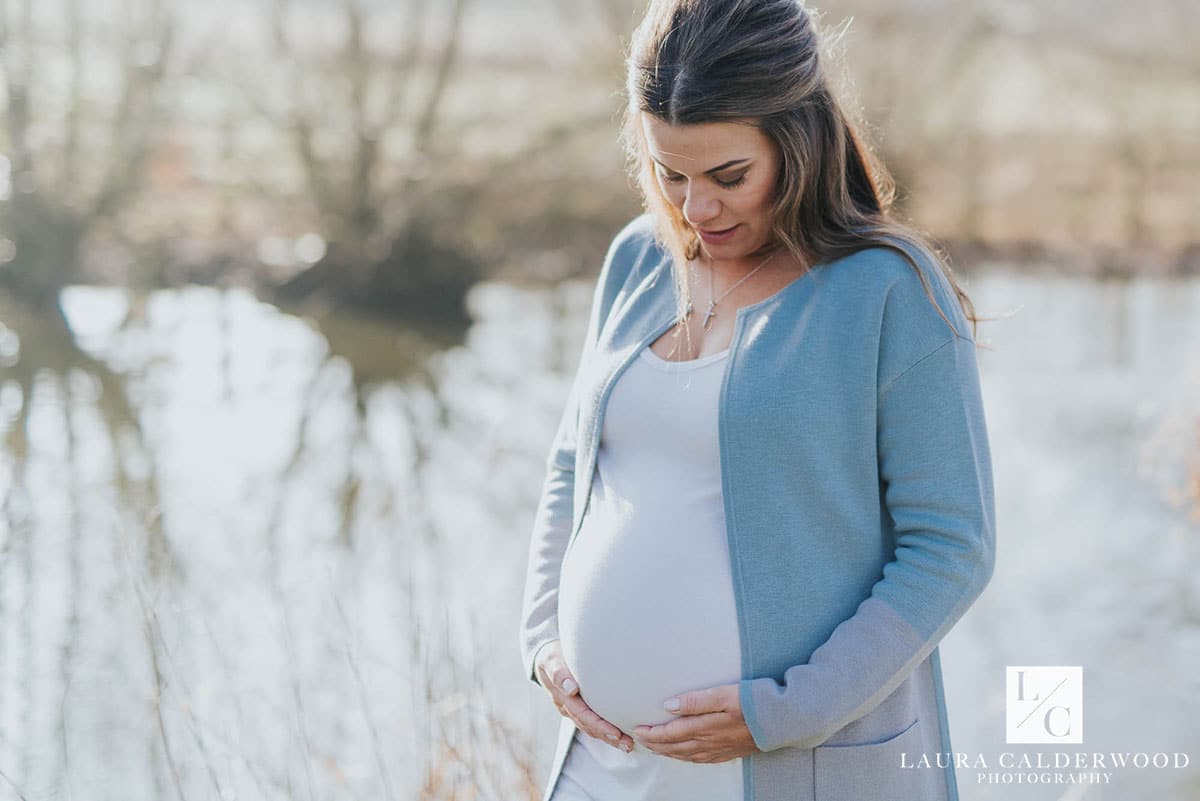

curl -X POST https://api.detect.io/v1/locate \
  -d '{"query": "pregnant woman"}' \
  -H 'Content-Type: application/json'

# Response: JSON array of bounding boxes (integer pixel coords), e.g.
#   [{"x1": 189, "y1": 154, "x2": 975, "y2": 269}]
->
[{"x1": 519, "y1": 2, "x2": 996, "y2": 800}]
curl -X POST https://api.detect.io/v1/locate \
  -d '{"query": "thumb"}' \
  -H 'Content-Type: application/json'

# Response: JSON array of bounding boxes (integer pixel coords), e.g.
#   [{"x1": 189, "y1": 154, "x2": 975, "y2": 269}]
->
[
  {"x1": 664, "y1": 687, "x2": 717, "y2": 715},
  {"x1": 548, "y1": 656, "x2": 578, "y2": 695}
]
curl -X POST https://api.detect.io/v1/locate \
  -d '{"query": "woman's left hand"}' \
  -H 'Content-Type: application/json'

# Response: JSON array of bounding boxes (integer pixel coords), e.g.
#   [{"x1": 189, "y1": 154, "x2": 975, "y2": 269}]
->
[{"x1": 631, "y1": 683, "x2": 761, "y2": 763}]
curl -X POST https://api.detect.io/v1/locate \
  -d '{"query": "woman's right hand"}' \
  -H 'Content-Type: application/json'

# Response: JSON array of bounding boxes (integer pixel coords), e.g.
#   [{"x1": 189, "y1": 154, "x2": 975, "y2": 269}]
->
[{"x1": 535, "y1": 640, "x2": 635, "y2": 754}]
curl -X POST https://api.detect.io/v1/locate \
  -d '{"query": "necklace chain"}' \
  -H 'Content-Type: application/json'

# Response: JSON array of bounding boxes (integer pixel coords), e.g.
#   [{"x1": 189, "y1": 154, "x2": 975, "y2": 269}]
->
[{"x1": 688, "y1": 249, "x2": 779, "y2": 331}]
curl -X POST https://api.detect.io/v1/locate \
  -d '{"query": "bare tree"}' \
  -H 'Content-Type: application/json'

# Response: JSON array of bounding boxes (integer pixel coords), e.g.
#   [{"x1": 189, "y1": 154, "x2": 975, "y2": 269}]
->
[
  {"x1": 0, "y1": 0, "x2": 175, "y2": 316},
  {"x1": 238, "y1": 0, "x2": 475, "y2": 312}
]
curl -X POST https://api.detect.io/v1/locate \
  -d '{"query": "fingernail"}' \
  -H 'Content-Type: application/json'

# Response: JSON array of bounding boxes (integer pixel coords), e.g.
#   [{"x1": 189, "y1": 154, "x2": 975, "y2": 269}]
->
[
  {"x1": 664, "y1": 697, "x2": 680, "y2": 712},
  {"x1": 622, "y1": 742, "x2": 633, "y2": 753},
  {"x1": 605, "y1": 733, "x2": 618, "y2": 742},
  {"x1": 562, "y1": 678, "x2": 578, "y2": 694}
]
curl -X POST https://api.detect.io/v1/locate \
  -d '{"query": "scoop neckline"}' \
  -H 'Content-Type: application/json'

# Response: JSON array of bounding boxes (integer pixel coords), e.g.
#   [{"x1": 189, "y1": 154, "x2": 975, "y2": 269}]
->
[{"x1": 639, "y1": 343, "x2": 730, "y2": 370}]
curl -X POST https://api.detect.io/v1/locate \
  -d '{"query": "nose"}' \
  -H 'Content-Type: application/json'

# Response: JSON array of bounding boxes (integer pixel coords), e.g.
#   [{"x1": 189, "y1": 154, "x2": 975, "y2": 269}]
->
[{"x1": 680, "y1": 183, "x2": 721, "y2": 227}]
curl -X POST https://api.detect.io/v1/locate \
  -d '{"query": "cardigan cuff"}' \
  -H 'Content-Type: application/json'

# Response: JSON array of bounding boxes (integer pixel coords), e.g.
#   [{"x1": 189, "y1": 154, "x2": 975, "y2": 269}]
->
[
  {"x1": 527, "y1": 637, "x2": 560, "y2": 686},
  {"x1": 738, "y1": 596, "x2": 934, "y2": 752}
]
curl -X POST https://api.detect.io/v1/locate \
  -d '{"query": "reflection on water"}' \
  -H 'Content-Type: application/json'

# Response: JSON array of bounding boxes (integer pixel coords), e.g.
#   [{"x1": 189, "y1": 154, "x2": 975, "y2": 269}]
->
[{"x1": 0, "y1": 271, "x2": 1197, "y2": 800}]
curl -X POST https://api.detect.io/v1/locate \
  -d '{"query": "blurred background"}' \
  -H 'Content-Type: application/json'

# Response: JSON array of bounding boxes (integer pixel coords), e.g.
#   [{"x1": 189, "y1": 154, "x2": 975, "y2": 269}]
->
[{"x1": 0, "y1": 0, "x2": 1197, "y2": 799}]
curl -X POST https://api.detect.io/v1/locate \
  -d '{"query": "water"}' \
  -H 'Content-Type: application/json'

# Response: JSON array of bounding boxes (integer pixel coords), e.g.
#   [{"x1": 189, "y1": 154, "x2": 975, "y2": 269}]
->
[{"x1": 0, "y1": 269, "x2": 1197, "y2": 800}]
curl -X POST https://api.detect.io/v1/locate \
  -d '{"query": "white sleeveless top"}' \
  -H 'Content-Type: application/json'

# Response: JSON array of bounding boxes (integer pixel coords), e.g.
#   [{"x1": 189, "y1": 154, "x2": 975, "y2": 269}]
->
[{"x1": 553, "y1": 342, "x2": 745, "y2": 801}]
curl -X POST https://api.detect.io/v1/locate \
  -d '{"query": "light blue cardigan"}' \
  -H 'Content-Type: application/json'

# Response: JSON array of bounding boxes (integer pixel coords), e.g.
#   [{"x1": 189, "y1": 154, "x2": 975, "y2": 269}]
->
[{"x1": 519, "y1": 213, "x2": 996, "y2": 801}]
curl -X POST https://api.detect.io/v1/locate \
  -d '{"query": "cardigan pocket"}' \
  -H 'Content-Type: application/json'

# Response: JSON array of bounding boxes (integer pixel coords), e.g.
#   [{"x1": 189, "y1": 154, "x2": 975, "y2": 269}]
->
[{"x1": 813, "y1": 717, "x2": 931, "y2": 801}]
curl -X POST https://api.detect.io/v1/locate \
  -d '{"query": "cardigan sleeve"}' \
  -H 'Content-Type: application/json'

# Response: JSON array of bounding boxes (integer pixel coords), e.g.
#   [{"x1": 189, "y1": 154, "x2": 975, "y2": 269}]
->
[
  {"x1": 738, "y1": 260, "x2": 997, "y2": 751},
  {"x1": 518, "y1": 214, "x2": 656, "y2": 686}
]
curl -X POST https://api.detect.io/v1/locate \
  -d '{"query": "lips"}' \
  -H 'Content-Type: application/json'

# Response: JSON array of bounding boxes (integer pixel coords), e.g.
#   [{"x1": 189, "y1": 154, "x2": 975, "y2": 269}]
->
[{"x1": 696, "y1": 223, "x2": 740, "y2": 243}]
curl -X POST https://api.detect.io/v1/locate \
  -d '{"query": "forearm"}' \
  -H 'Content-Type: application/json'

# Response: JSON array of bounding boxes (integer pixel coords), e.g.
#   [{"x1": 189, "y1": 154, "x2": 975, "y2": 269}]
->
[{"x1": 520, "y1": 457, "x2": 576, "y2": 684}]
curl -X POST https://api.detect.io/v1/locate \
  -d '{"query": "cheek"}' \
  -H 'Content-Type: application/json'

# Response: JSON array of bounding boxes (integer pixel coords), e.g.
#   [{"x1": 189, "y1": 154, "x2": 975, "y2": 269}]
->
[
  {"x1": 744, "y1": 178, "x2": 776, "y2": 212},
  {"x1": 659, "y1": 179, "x2": 685, "y2": 205}
]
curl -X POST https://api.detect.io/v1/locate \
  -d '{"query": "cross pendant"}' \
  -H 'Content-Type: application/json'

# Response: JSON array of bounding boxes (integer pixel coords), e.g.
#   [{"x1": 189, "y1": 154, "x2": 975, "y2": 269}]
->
[{"x1": 702, "y1": 300, "x2": 718, "y2": 331}]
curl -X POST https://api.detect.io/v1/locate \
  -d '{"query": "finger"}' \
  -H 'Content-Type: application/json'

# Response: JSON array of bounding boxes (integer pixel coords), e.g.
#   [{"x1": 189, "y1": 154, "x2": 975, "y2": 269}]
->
[
  {"x1": 670, "y1": 687, "x2": 720, "y2": 716},
  {"x1": 538, "y1": 660, "x2": 579, "y2": 700},
  {"x1": 576, "y1": 717, "x2": 627, "y2": 750},
  {"x1": 564, "y1": 695, "x2": 619, "y2": 738},
  {"x1": 633, "y1": 722, "x2": 674, "y2": 743},
  {"x1": 634, "y1": 716, "x2": 700, "y2": 744},
  {"x1": 536, "y1": 661, "x2": 556, "y2": 691},
  {"x1": 541, "y1": 672, "x2": 630, "y2": 751},
  {"x1": 563, "y1": 696, "x2": 624, "y2": 743},
  {"x1": 550, "y1": 666, "x2": 579, "y2": 696},
  {"x1": 637, "y1": 737, "x2": 695, "y2": 758}
]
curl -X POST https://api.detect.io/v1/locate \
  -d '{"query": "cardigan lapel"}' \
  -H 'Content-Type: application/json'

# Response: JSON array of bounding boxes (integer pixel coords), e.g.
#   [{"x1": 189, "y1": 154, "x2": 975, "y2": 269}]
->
[{"x1": 568, "y1": 259, "x2": 679, "y2": 550}]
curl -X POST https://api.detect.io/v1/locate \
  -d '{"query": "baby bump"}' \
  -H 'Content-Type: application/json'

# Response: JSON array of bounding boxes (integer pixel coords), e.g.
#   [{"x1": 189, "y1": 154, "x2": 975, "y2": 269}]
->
[{"x1": 557, "y1": 497, "x2": 743, "y2": 736}]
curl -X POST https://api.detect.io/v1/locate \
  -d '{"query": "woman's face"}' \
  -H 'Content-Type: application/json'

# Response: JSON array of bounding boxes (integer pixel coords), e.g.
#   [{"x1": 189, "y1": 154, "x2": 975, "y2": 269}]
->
[{"x1": 641, "y1": 113, "x2": 781, "y2": 259}]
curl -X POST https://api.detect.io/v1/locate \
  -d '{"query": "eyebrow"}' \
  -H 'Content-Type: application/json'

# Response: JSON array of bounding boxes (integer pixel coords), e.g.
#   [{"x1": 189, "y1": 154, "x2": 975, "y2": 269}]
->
[{"x1": 650, "y1": 156, "x2": 752, "y2": 175}]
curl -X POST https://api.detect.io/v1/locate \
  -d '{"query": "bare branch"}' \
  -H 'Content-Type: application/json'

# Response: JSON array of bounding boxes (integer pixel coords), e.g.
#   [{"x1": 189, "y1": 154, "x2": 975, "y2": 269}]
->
[
  {"x1": 399, "y1": 0, "x2": 470, "y2": 212},
  {"x1": 267, "y1": 0, "x2": 339, "y2": 222},
  {"x1": 60, "y1": 0, "x2": 83, "y2": 196},
  {"x1": 344, "y1": 0, "x2": 378, "y2": 235},
  {"x1": 3, "y1": 0, "x2": 35, "y2": 181},
  {"x1": 90, "y1": 0, "x2": 175, "y2": 220},
  {"x1": 380, "y1": 0, "x2": 429, "y2": 129}
]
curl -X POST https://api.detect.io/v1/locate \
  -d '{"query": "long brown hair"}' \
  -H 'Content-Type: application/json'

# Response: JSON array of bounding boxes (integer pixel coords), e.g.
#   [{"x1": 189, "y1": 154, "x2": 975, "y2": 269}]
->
[{"x1": 619, "y1": 0, "x2": 980, "y2": 345}]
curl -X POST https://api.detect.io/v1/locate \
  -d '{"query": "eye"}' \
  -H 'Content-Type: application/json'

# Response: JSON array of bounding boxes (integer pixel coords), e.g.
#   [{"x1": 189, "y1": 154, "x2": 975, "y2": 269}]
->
[{"x1": 658, "y1": 170, "x2": 748, "y2": 189}]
